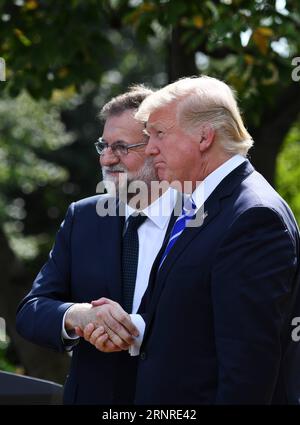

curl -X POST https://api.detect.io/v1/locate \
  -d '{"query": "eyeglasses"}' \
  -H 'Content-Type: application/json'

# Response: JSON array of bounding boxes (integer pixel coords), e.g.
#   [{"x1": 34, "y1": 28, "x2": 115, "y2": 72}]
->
[{"x1": 94, "y1": 138, "x2": 148, "y2": 156}]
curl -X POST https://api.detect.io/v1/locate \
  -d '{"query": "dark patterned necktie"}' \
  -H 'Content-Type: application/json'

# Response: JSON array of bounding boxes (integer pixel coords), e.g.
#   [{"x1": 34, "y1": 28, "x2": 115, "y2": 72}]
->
[{"x1": 122, "y1": 213, "x2": 147, "y2": 313}]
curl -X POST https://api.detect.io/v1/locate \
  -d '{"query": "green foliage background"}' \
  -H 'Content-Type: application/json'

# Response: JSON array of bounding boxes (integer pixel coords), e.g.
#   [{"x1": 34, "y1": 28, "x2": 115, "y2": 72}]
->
[{"x1": 276, "y1": 124, "x2": 300, "y2": 224}]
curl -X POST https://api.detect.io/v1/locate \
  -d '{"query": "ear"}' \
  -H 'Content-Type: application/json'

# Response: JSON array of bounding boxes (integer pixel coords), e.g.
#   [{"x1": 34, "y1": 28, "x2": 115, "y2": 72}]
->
[{"x1": 198, "y1": 123, "x2": 215, "y2": 152}]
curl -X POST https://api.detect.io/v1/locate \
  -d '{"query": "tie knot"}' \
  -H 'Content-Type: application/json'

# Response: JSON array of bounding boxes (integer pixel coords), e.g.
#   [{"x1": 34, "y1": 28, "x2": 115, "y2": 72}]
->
[
  {"x1": 127, "y1": 213, "x2": 147, "y2": 231},
  {"x1": 183, "y1": 196, "x2": 196, "y2": 217}
]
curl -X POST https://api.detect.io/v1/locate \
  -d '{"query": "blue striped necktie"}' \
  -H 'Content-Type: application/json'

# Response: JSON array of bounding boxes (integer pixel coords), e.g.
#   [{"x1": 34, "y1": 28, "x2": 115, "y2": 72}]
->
[{"x1": 159, "y1": 196, "x2": 197, "y2": 269}]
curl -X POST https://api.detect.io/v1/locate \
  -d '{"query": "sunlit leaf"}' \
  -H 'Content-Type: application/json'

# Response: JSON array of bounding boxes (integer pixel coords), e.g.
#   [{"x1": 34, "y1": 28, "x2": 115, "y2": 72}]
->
[
  {"x1": 252, "y1": 27, "x2": 274, "y2": 55},
  {"x1": 193, "y1": 15, "x2": 204, "y2": 29}
]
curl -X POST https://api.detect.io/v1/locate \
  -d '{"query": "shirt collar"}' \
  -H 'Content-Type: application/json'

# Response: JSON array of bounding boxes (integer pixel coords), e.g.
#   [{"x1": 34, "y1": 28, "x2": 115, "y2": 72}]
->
[
  {"x1": 193, "y1": 154, "x2": 246, "y2": 210},
  {"x1": 126, "y1": 187, "x2": 178, "y2": 229}
]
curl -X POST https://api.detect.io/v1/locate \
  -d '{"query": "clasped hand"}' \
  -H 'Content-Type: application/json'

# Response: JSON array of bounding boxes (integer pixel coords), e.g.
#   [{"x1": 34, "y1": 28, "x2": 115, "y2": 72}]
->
[{"x1": 66, "y1": 298, "x2": 138, "y2": 353}]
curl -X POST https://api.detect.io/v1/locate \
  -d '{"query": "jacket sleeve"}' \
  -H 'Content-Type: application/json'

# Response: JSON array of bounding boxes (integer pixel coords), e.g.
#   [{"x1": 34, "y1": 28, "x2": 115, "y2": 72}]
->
[
  {"x1": 212, "y1": 207, "x2": 298, "y2": 404},
  {"x1": 16, "y1": 203, "x2": 76, "y2": 352}
]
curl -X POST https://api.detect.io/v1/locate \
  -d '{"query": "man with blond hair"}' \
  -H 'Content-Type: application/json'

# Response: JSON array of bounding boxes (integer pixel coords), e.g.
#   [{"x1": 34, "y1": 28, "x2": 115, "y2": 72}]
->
[{"x1": 129, "y1": 75, "x2": 300, "y2": 404}]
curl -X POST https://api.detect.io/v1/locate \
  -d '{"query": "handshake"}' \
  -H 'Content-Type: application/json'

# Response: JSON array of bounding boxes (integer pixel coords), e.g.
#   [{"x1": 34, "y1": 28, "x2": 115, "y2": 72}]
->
[{"x1": 64, "y1": 298, "x2": 139, "y2": 353}]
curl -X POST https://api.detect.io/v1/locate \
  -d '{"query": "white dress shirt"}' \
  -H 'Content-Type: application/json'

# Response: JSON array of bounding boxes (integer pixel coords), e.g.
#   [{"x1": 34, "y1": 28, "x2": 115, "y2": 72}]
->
[
  {"x1": 125, "y1": 187, "x2": 178, "y2": 354},
  {"x1": 192, "y1": 154, "x2": 246, "y2": 212}
]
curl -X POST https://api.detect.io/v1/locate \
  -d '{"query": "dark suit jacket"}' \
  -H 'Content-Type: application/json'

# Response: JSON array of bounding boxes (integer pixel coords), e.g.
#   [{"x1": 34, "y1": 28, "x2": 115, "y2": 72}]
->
[
  {"x1": 135, "y1": 160, "x2": 300, "y2": 404},
  {"x1": 16, "y1": 195, "x2": 140, "y2": 404}
]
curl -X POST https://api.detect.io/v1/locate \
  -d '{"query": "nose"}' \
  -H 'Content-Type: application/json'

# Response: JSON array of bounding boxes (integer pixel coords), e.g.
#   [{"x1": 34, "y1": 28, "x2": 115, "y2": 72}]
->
[
  {"x1": 99, "y1": 149, "x2": 120, "y2": 167},
  {"x1": 145, "y1": 136, "x2": 160, "y2": 157}
]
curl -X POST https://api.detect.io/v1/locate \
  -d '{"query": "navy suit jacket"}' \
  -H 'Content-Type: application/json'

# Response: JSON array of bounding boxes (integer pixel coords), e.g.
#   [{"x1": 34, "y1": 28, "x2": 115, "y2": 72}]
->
[
  {"x1": 134, "y1": 160, "x2": 300, "y2": 404},
  {"x1": 16, "y1": 195, "x2": 142, "y2": 404}
]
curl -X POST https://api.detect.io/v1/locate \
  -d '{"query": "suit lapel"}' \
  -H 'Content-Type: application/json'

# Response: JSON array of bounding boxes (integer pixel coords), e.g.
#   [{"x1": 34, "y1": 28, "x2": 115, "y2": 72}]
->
[
  {"x1": 142, "y1": 160, "x2": 255, "y2": 344},
  {"x1": 143, "y1": 195, "x2": 221, "y2": 339}
]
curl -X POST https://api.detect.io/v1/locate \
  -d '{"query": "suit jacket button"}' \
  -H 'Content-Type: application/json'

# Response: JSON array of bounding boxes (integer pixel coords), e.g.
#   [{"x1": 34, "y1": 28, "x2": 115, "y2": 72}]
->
[{"x1": 140, "y1": 351, "x2": 147, "y2": 360}]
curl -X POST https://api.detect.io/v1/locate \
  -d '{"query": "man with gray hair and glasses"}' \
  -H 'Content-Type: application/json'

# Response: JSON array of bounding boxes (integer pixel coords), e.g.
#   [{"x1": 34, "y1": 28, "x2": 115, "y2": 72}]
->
[{"x1": 16, "y1": 85, "x2": 178, "y2": 404}]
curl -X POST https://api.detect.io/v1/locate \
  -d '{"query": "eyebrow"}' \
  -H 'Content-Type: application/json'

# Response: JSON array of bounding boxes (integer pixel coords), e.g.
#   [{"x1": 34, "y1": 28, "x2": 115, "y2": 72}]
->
[
  {"x1": 100, "y1": 138, "x2": 128, "y2": 145},
  {"x1": 146, "y1": 120, "x2": 161, "y2": 129}
]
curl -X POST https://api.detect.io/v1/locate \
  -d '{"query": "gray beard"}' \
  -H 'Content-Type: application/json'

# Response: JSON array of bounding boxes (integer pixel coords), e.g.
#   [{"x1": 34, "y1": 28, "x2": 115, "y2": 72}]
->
[{"x1": 102, "y1": 158, "x2": 157, "y2": 201}]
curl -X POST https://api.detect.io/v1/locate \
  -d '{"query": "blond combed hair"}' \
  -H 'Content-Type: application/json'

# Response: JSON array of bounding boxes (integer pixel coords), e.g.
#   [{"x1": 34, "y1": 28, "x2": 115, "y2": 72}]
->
[{"x1": 135, "y1": 76, "x2": 253, "y2": 156}]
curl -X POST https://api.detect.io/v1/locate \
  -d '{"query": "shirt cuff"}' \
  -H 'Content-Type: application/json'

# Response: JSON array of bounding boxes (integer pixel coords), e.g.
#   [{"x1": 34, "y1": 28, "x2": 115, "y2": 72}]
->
[
  {"x1": 61, "y1": 305, "x2": 80, "y2": 348},
  {"x1": 128, "y1": 314, "x2": 145, "y2": 356}
]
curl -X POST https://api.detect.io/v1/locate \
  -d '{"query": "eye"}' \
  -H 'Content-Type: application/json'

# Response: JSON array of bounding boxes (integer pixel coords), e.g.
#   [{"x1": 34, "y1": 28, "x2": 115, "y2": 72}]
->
[
  {"x1": 157, "y1": 130, "x2": 165, "y2": 139},
  {"x1": 113, "y1": 143, "x2": 127, "y2": 153}
]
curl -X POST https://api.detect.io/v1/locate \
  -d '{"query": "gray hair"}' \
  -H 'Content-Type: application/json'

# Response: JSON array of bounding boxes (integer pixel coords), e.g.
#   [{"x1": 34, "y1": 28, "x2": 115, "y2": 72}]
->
[
  {"x1": 136, "y1": 76, "x2": 253, "y2": 156},
  {"x1": 99, "y1": 84, "x2": 154, "y2": 120}
]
